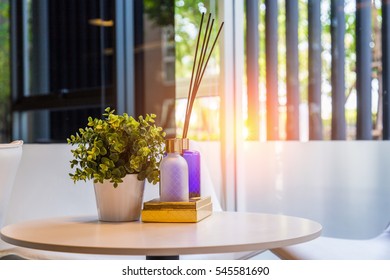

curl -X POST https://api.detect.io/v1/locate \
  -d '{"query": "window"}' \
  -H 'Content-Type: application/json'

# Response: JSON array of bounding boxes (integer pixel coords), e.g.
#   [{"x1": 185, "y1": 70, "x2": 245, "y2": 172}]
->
[
  {"x1": 6, "y1": 0, "x2": 386, "y2": 212},
  {"x1": 10, "y1": 0, "x2": 177, "y2": 142}
]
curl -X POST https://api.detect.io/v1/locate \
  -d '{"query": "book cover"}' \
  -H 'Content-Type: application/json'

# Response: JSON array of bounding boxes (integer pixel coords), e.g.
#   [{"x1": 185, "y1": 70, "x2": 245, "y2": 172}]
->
[{"x1": 141, "y1": 202, "x2": 212, "y2": 223}]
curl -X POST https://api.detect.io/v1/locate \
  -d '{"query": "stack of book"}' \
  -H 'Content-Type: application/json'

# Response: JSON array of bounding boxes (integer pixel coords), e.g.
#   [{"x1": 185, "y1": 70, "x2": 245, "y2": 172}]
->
[{"x1": 141, "y1": 197, "x2": 212, "y2": 223}]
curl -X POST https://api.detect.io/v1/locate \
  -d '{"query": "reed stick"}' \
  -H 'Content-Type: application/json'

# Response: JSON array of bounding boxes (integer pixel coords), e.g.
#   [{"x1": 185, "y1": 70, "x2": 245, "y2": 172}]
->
[
  {"x1": 183, "y1": 13, "x2": 224, "y2": 139},
  {"x1": 183, "y1": 13, "x2": 210, "y2": 138},
  {"x1": 193, "y1": 15, "x2": 213, "y2": 92},
  {"x1": 188, "y1": 21, "x2": 224, "y2": 119},
  {"x1": 184, "y1": 12, "x2": 205, "y2": 126}
]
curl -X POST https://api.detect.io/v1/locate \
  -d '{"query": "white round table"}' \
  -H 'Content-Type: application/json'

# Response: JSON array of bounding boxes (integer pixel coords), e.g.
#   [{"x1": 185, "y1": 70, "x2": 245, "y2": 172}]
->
[{"x1": 1, "y1": 212, "x2": 322, "y2": 259}]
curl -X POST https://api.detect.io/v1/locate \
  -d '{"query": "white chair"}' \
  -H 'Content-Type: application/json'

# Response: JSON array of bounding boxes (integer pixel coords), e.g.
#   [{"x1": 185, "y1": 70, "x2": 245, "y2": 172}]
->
[
  {"x1": 0, "y1": 141, "x2": 23, "y2": 234},
  {"x1": 0, "y1": 141, "x2": 23, "y2": 260},
  {"x1": 270, "y1": 224, "x2": 390, "y2": 260}
]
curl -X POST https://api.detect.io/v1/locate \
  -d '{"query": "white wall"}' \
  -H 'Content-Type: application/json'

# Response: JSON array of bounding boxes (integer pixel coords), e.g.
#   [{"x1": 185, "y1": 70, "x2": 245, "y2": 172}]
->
[{"x1": 237, "y1": 141, "x2": 390, "y2": 239}]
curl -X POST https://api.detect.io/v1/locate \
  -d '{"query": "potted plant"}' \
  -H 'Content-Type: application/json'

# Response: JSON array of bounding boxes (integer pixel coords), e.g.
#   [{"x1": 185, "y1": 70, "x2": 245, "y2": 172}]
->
[{"x1": 67, "y1": 107, "x2": 165, "y2": 222}]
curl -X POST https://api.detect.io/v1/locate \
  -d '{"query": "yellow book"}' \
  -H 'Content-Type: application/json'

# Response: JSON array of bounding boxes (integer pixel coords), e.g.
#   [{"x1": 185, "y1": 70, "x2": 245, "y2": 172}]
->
[{"x1": 141, "y1": 202, "x2": 212, "y2": 223}]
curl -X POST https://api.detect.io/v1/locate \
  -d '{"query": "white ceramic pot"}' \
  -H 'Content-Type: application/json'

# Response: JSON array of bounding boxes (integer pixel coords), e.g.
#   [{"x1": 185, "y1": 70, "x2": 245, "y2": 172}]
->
[{"x1": 94, "y1": 174, "x2": 145, "y2": 222}]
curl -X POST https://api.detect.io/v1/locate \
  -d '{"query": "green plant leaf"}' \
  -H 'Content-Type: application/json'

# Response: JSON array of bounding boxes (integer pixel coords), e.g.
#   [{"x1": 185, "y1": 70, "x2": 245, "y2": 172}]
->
[{"x1": 68, "y1": 107, "x2": 166, "y2": 187}]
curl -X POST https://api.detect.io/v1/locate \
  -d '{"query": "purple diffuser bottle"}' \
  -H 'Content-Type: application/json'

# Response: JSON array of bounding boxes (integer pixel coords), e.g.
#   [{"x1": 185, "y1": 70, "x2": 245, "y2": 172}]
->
[{"x1": 181, "y1": 138, "x2": 201, "y2": 198}]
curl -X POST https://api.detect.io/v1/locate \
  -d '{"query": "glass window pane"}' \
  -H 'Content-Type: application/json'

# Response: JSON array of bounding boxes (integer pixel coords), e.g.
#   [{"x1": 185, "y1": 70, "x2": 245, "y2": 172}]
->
[
  {"x1": 175, "y1": 0, "x2": 221, "y2": 140},
  {"x1": 0, "y1": 0, "x2": 11, "y2": 142},
  {"x1": 140, "y1": 0, "x2": 176, "y2": 137},
  {"x1": 12, "y1": 0, "x2": 115, "y2": 143},
  {"x1": 28, "y1": 0, "x2": 114, "y2": 96}
]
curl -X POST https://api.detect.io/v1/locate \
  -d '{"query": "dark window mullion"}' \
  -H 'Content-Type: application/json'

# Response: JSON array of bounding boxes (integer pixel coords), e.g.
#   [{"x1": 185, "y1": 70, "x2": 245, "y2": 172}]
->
[
  {"x1": 12, "y1": 88, "x2": 114, "y2": 112},
  {"x1": 383, "y1": 0, "x2": 390, "y2": 139},
  {"x1": 356, "y1": 0, "x2": 372, "y2": 140},
  {"x1": 331, "y1": 0, "x2": 346, "y2": 140},
  {"x1": 308, "y1": 0, "x2": 323, "y2": 140},
  {"x1": 134, "y1": 0, "x2": 145, "y2": 117},
  {"x1": 286, "y1": 0, "x2": 300, "y2": 140}
]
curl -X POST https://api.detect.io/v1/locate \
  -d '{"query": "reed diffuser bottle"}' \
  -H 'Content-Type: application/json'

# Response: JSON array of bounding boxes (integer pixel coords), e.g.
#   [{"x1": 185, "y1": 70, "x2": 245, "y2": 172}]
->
[
  {"x1": 160, "y1": 138, "x2": 189, "y2": 202},
  {"x1": 181, "y1": 138, "x2": 201, "y2": 198},
  {"x1": 180, "y1": 13, "x2": 223, "y2": 198}
]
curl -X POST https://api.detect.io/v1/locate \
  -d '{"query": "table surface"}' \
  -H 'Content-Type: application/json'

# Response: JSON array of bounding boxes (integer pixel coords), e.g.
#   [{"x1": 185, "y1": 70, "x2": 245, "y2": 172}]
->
[{"x1": 1, "y1": 212, "x2": 322, "y2": 256}]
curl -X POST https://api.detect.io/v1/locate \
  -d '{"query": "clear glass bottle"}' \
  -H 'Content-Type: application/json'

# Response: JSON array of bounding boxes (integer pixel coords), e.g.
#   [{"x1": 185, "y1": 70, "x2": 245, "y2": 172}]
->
[
  {"x1": 160, "y1": 138, "x2": 189, "y2": 202},
  {"x1": 181, "y1": 138, "x2": 201, "y2": 198}
]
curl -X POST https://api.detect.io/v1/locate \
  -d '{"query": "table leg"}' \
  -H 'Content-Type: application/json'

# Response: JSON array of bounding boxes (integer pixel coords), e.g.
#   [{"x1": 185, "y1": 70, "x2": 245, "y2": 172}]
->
[{"x1": 146, "y1": 255, "x2": 179, "y2": 260}]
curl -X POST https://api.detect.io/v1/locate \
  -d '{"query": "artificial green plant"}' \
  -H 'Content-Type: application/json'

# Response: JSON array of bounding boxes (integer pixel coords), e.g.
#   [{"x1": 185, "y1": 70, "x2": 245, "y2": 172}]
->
[{"x1": 67, "y1": 107, "x2": 166, "y2": 187}]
